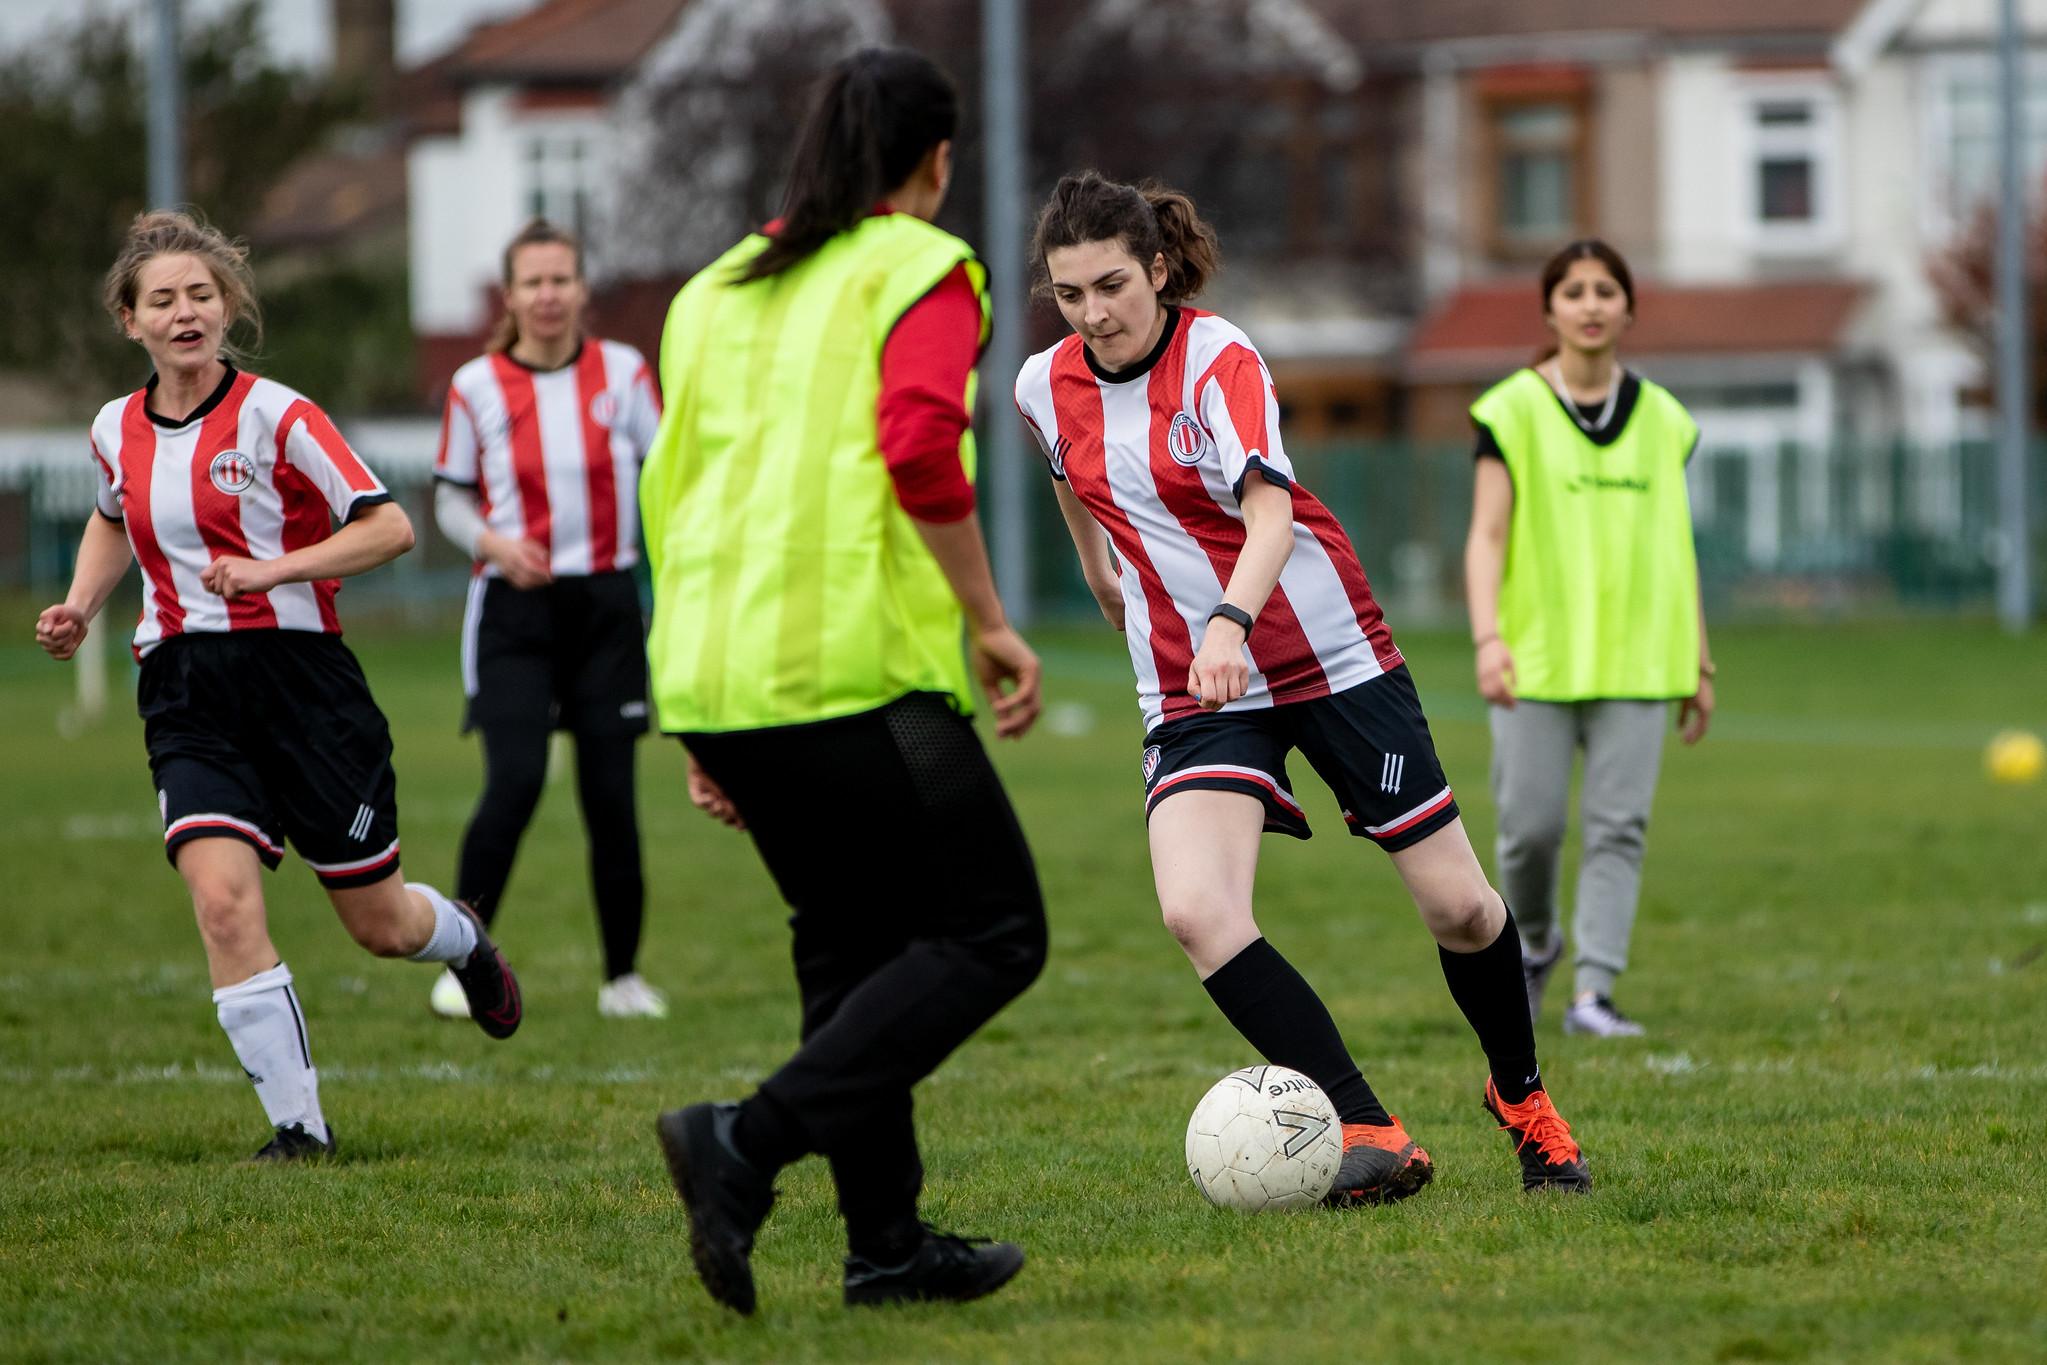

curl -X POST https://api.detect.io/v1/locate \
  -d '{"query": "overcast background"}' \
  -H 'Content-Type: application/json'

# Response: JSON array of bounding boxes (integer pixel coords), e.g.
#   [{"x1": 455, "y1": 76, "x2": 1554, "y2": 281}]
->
[{"x1": 0, "y1": 0, "x2": 545, "y2": 67}]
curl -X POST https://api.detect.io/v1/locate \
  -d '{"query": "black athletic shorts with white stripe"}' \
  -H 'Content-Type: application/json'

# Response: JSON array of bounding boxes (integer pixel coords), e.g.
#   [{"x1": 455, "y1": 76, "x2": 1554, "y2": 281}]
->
[
  {"x1": 460, "y1": 569, "x2": 649, "y2": 737},
  {"x1": 1140, "y1": 664, "x2": 1459, "y2": 851},
  {"x1": 138, "y1": 631, "x2": 403, "y2": 888}
]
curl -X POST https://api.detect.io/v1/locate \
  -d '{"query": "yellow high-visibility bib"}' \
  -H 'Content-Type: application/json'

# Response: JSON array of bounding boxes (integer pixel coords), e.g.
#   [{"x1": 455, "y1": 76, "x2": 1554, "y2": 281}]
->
[
  {"x1": 1473, "y1": 367, "x2": 1700, "y2": 701},
  {"x1": 641, "y1": 214, "x2": 989, "y2": 732}
]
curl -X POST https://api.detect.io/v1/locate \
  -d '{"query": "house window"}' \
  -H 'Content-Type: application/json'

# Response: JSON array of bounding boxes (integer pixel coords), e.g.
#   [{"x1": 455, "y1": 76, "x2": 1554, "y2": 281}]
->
[
  {"x1": 526, "y1": 135, "x2": 592, "y2": 239},
  {"x1": 1496, "y1": 102, "x2": 1579, "y2": 245},
  {"x1": 1744, "y1": 89, "x2": 1837, "y2": 252},
  {"x1": 1754, "y1": 101, "x2": 1816, "y2": 223},
  {"x1": 1933, "y1": 66, "x2": 2047, "y2": 229}
]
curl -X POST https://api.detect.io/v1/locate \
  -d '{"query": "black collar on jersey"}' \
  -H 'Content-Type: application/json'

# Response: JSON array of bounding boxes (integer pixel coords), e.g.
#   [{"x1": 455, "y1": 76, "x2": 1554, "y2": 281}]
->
[
  {"x1": 144, "y1": 362, "x2": 238, "y2": 429},
  {"x1": 502, "y1": 338, "x2": 585, "y2": 373},
  {"x1": 1546, "y1": 368, "x2": 1641, "y2": 447},
  {"x1": 1085, "y1": 305, "x2": 1180, "y2": 384}
]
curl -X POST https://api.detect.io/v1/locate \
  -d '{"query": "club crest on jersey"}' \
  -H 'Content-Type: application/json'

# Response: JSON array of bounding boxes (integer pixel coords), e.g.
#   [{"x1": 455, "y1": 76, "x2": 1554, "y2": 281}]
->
[
  {"x1": 1167, "y1": 412, "x2": 1210, "y2": 466},
  {"x1": 208, "y1": 450, "x2": 256, "y2": 496},
  {"x1": 588, "y1": 391, "x2": 618, "y2": 428},
  {"x1": 1142, "y1": 745, "x2": 1162, "y2": 784}
]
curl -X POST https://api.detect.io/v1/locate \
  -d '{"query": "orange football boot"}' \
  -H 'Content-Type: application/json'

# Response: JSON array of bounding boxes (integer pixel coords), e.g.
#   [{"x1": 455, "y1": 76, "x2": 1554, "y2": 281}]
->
[
  {"x1": 1483, "y1": 1078, "x2": 1591, "y2": 1192},
  {"x1": 1323, "y1": 1115, "x2": 1434, "y2": 1207}
]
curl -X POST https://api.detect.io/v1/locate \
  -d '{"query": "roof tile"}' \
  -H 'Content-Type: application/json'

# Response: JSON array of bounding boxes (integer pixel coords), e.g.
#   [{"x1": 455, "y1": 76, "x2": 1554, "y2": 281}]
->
[
  {"x1": 1408, "y1": 279, "x2": 1866, "y2": 378},
  {"x1": 447, "y1": 0, "x2": 690, "y2": 84}
]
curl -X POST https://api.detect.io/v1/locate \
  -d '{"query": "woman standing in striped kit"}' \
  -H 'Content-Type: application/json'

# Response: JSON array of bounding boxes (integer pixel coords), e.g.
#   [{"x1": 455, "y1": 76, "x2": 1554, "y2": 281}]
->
[
  {"x1": 643, "y1": 49, "x2": 1046, "y2": 1313},
  {"x1": 1464, "y1": 239, "x2": 1715, "y2": 1036},
  {"x1": 432, "y1": 220, "x2": 667, "y2": 1020}
]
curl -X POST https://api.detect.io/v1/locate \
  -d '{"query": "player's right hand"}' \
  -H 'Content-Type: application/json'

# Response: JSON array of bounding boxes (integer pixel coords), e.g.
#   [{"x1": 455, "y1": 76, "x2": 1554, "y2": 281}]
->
[
  {"x1": 1476, "y1": 637, "x2": 1517, "y2": 708},
  {"x1": 481, "y1": 532, "x2": 554, "y2": 590},
  {"x1": 35, "y1": 604, "x2": 87, "y2": 661},
  {"x1": 1188, "y1": 617, "x2": 1251, "y2": 711},
  {"x1": 971, "y1": 622, "x2": 1042, "y2": 740}
]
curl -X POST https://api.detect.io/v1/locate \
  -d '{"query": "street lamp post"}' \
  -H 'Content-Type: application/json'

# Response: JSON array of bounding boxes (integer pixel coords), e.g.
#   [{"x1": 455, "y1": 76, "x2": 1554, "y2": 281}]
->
[
  {"x1": 982, "y1": 0, "x2": 1031, "y2": 625},
  {"x1": 1996, "y1": 0, "x2": 2032, "y2": 630},
  {"x1": 146, "y1": 0, "x2": 184, "y2": 210}
]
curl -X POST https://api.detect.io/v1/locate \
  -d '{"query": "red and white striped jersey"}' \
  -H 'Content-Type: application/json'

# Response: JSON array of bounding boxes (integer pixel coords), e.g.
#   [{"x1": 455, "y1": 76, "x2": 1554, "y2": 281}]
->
[
  {"x1": 1014, "y1": 307, "x2": 1402, "y2": 731},
  {"x1": 435, "y1": 339, "x2": 662, "y2": 576},
  {"x1": 89, "y1": 368, "x2": 392, "y2": 659}
]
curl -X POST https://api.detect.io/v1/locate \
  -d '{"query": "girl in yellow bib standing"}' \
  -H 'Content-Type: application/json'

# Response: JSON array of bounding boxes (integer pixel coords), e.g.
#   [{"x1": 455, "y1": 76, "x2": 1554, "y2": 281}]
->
[{"x1": 1463, "y1": 240, "x2": 1715, "y2": 1037}]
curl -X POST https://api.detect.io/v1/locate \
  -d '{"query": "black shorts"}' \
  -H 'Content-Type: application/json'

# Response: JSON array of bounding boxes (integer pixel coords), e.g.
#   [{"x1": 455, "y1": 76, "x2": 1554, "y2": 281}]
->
[
  {"x1": 461, "y1": 570, "x2": 649, "y2": 736},
  {"x1": 138, "y1": 631, "x2": 404, "y2": 889},
  {"x1": 1140, "y1": 665, "x2": 1460, "y2": 851}
]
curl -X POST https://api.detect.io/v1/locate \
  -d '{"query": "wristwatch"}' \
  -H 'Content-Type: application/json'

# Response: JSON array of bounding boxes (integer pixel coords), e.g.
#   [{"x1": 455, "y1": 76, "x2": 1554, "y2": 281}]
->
[{"x1": 1209, "y1": 603, "x2": 1255, "y2": 637}]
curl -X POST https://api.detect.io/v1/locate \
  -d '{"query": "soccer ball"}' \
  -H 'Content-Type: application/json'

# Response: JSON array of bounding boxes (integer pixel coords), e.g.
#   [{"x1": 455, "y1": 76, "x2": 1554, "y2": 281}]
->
[
  {"x1": 1985, "y1": 729, "x2": 2045, "y2": 785},
  {"x1": 1184, "y1": 1065, "x2": 1342, "y2": 1212}
]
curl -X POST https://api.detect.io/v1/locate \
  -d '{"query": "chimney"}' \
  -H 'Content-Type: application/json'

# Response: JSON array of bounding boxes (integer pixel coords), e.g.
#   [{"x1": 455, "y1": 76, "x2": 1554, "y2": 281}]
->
[{"x1": 332, "y1": 0, "x2": 396, "y2": 121}]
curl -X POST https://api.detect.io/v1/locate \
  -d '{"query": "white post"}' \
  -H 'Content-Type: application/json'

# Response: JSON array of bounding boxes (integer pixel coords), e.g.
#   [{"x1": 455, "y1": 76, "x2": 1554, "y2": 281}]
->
[
  {"x1": 58, "y1": 609, "x2": 108, "y2": 739},
  {"x1": 78, "y1": 610, "x2": 106, "y2": 720}
]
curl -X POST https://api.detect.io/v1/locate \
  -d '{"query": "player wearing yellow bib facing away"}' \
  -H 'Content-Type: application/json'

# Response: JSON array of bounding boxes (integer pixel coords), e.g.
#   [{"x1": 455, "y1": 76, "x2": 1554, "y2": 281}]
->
[
  {"x1": 1464, "y1": 240, "x2": 1716, "y2": 1037},
  {"x1": 641, "y1": 50, "x2": 1046, "y2": 1314}
]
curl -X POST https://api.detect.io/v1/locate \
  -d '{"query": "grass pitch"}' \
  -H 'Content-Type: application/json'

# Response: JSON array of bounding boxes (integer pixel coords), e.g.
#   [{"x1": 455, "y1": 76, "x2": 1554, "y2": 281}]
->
[{"x1": 2, "y1": 602, "x2": 2045, "y2": 1363}]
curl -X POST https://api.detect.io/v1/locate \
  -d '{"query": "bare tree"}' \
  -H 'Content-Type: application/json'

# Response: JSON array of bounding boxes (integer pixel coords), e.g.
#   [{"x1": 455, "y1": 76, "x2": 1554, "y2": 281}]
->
[
  {"x1": 1036, "y1": 0, "x2": 1362, "y2": 259},
  {"x1": 1926, "y1": 196, "x2": 2047, "y2": 422},
  {"x1": 601, "y1": 0, "x2": 891, "y2": 282}
]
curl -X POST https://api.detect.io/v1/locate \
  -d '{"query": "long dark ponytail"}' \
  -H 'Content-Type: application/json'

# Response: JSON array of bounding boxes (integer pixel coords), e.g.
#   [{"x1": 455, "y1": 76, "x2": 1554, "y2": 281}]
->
[{"x1": 734, "y1": 48, "x2": 959, "y2": 283}]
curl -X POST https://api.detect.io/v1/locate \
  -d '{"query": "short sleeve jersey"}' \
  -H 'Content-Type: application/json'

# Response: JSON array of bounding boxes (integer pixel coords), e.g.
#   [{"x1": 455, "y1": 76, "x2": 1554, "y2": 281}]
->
[
  {"x1": 89, "y1": 367, "x2": 392, "y2": 658},
  {"x1": 434, "y1": 339, "x2": 662, "y2": 577},
  {"x1": 1013, "y1": 307, "x2": 1402, "y2": 731}
]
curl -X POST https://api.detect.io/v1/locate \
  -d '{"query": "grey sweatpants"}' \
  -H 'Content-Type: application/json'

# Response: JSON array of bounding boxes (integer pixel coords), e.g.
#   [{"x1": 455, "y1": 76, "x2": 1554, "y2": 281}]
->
[{"x1": 1488, "y1": 699, "x2": 1667, "y2": 999}]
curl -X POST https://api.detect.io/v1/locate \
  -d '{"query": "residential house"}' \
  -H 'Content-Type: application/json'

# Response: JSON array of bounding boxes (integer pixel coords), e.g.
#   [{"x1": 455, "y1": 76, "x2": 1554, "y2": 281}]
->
[{"x1": 1308, "y1": 0, "x2": 2040, "y2": 578}]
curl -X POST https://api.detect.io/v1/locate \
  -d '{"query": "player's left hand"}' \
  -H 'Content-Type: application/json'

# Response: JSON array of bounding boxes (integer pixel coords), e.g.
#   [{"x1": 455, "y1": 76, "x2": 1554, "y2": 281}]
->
[
  {"x1": 201, "y1": 555, "x2": 283, "y2": 599},
  {"x1": 1678, "y1": 676, "x2": 1714, "y2": 745},
  {"x1": 1188, "y1": 616, "x2": 1251, "y2": 711},
  {"x1": 685, "y1": 751, "x2": 745, "y2": 829},
  {"x1": 971, "y1": 622, "x2": 1042, "y2": 740}
]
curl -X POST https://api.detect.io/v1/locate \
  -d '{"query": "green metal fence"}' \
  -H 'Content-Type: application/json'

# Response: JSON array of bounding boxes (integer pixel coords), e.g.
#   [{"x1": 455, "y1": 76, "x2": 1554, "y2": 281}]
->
[
  {"x1": 7, "y1": 436, "x2": 2047, "y2": 626},
  {"x1": 1029, "y1": 437, "x2": 2047, "y2": 624}
]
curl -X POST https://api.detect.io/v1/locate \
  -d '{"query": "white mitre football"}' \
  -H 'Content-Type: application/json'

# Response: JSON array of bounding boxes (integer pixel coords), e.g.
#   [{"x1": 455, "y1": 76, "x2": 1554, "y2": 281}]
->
[{"x1": 1184, "y1": 1064, "x2": 1341, "y2": 1212}]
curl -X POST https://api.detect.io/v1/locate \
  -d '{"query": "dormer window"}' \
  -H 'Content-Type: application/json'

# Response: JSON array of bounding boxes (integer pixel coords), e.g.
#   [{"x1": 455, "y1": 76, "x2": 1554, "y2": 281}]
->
[{"x1": 1481, "y1": 69, "x2": 1591, "y2": 260}]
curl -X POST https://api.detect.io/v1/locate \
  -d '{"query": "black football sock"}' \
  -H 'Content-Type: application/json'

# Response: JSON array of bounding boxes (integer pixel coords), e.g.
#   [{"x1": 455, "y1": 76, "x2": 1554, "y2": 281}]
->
[
  {"x1": 1438, "y1": 905, "x2": 1542, "y2": 1105},
  {"x1": 1202, "y1": 937, "x2": 1391, "y2": 1126}
]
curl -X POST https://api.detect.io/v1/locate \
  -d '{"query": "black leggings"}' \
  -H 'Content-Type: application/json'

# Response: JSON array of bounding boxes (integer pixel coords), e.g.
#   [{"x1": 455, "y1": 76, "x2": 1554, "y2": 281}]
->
[
  {"x1": 457, "y1": 725, "x2": 644, "y2": 981},
  {"x1": 683, "y1": 692, "x2": 1047, "y2": 1252}
]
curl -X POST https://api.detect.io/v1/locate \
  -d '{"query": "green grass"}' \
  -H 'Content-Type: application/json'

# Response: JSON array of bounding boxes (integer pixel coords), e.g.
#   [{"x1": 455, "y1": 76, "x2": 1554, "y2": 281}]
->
[{"x1": 3, "y1": 608, "x2": 2046, "y2": 1362}]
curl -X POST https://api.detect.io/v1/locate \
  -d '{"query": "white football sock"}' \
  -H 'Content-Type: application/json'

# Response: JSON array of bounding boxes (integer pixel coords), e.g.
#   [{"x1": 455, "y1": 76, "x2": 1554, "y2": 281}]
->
[
  {"x1": 404, "y1": 882, "x2": 478, "y2": 967},
  {"x1": 213, "y1": 962, "x2": 328, "y2": 1143}
]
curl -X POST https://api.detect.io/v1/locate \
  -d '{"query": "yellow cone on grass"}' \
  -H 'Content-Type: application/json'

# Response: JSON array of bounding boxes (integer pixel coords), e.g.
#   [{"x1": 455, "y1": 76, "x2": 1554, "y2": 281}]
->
[{"x1": 1985, "y1": 729, "x2": 2045, "y2": 785}]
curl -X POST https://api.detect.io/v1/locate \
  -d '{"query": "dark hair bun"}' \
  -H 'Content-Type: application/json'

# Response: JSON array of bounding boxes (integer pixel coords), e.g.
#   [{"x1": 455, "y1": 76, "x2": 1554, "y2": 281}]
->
[{"x1": 1031, "y1": 171, "x2": 1221, "y2": 303}]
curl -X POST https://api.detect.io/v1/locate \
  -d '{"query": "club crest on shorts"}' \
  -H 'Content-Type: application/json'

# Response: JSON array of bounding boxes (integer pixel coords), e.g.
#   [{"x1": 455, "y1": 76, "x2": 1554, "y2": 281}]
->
[
  {"x1": 588, "y1": 390, "x2": 618, "y2": 428},
  {"x1": 1167, "y1": 412, "x2": 1210, "y2": 466},
  {"x1": 1142, "y1": 745, "x2": 1162, "y2": 784},
  {"x1": 208, "y1": 450, "x2": 256, "y2": 496}
]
